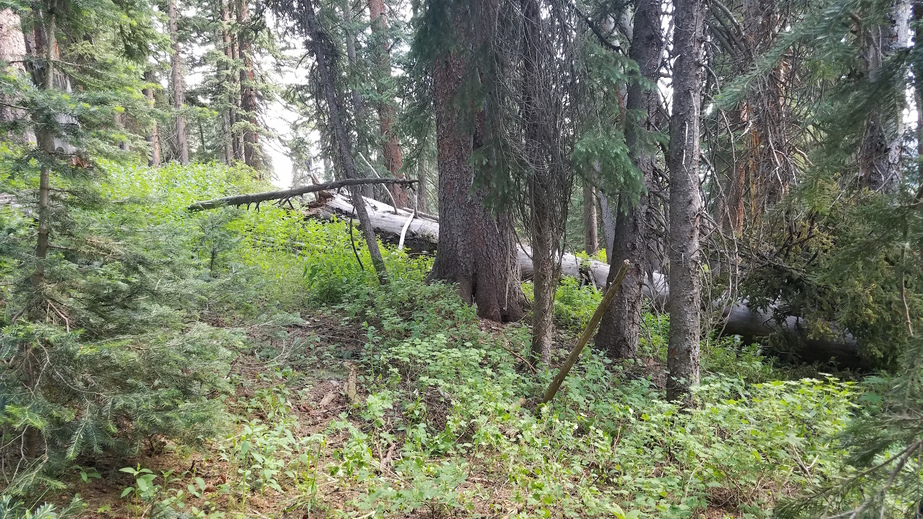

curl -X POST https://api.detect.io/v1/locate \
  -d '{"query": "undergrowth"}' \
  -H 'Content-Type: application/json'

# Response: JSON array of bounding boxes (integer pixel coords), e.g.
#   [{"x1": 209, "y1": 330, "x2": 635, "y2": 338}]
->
[{"x1": 0, "y1": 162, "x2": 875, "y2": 517}]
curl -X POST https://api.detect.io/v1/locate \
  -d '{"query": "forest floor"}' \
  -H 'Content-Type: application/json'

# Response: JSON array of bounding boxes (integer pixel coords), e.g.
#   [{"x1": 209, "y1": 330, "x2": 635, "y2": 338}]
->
[{"x1": 53, "y1": 304, "x2": 848, "y2": 519}]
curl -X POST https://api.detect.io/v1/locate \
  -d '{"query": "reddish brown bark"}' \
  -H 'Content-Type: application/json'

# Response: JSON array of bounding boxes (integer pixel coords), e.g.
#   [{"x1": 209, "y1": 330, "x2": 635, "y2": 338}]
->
[
  {"x1": 237, "y1": 0, "x2": 262, "y2": 173},
  {"x1": 368, "y1": 0, "x2": 407, "y2": 207},
  {"x1": 429, "y1": 6, "x2": 525, "y2": 322},
  {"x1": 168, "y1": 0, "x2": 189, "y2": 164}
]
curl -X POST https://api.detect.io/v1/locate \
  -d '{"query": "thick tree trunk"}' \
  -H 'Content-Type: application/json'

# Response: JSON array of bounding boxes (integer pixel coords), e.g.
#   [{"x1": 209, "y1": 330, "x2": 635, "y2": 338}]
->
[
  {"x1": 583, "y1": 182, "x2": 598, "y2": 255},
  {"x1": 168, "y1": 0, "x2": 189, "y2": 164},
  {"x1": 144, "y1": 70, "x2": 161, "y2": 166},
  {"x1": 303, "y1": 0, "x2": 388, "y2": 284},
  {"x1": 595, "y1": 0, "x2": 664, "y2": 360},
  {"x1": 858, "y1": 0, "x2": 910, "y2": 192},
  {"x1": 666, "y1": 0, "x2": 705, "y2": 402},
  {"x1": 429, "y1": 3, "x2": 525, "y2": 322},
  {"x1": 367, "y1": 0, "x2": 408, "y2": 208},
  {"x1": 237, "y1": 0, "x2": 262, "y2": 172}
]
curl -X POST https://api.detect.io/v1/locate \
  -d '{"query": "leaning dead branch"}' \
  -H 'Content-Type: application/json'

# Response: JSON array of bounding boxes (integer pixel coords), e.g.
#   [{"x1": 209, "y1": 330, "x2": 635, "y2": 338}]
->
[{"x1": 186, "y1": 178, "x2": 417, "y2": 212}]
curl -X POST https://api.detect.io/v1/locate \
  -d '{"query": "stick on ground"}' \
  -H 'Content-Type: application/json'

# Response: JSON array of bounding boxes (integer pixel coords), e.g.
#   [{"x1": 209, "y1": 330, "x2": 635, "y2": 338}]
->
[{"x1": 541, "y1": 260, "x2": 631, "y2": 404}]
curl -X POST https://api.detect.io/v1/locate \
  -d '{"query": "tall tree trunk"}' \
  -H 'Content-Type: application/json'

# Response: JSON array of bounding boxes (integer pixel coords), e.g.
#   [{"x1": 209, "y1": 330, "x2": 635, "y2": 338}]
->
[
  {"x1": 302, "y1": 0, "x2": 388, "y2": 284},
  {"x1": 666, "y1": 0, "x2": 705, "y2": 402},
  {"x1": 0, "y1": 8, "x2": 29, "y2": 142},
  {"x1": 230, "y1": 2, "x2": 243, "y2": 162},
  {"x1": 428, "y1": 1, "x2": 525, "y2": 323},
  {"x1": 583, "y1": 182, "x2": 598, "y2": 255},
  {"x1": 237, "y1": 0, "x2": 262, "y2": 173},
  {"x1": 144, "y1": 70, "x2": 161, "y2": 166},
  {"x1": 219, "y1": 0, "x2": 234, "y2": 165},
  {"x1": 595, "y1": 0, "x2": 664, "y2": 359},
  {"x1": 168, "y1": 0, "x2": 189, "y2": 164},
  {"x1": 521, "y1": 0, "x2": 568, "y2": 365},
  {"x1": 22, "y1": 4, "x2": 57, "y2": 459},
  {"x1": 367, "y1": 0, "x2": 408, "y2": 208},
  {"x1": 340, "y1": 0, "x2": 373, "y2": 198},
  {"x1": 858, "y1": 0, "x2": 910, "y2": 192}
]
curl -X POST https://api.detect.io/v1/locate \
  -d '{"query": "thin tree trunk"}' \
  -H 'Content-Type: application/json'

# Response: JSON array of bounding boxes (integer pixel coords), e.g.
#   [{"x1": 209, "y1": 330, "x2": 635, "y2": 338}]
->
[
  {"x1": 583, "y1": 181, "x2": 598, "y2": 255},
  {"x1": 597, "y1": 188, "x2": 616, "y2": 261},
  {"x1": 219, "y1": 0, "x2": 234, "y2": 165},
  {"x1": 666, "y1": 0, "x2": 705, "y2": 402},
  {"x1": 168, "y1": 0, "x2": 189, "y2": 164},
  {"x1": 595, "y1": 0, "x2": 664, "y2": 359},
  {"x1": 144, "y1": 70, "x2": 161, "y2": 166},
  {"x1": 22, "y1": 5, "x2": 58, "y2": 459},
  {"x1": 237, "y1": 0, "x2": 262, "y2": 172},
  {"x1": 416, "y1": 161, "x2": 430, "y2": 213},
  {"x1": 230, "y1": 2, "x2": 243, "y2": 162},
  {"x1": 303, "y1": 0, "x2": 388, "y2": 284},
  {"x1": 521, "y1": 0, "x2": 564, "y2": 365},
  {"x1": 367, "y1": 0, "x2": 408, "y2": 207}
]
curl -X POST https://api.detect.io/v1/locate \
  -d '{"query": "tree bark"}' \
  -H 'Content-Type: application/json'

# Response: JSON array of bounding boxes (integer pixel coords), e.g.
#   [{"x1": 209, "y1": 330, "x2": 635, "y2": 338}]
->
[
  {"x1": 144, "y1": 69, "x2": 161, "y2": 166},
  {"x1": 595, "y1": 0, "x2": 664, "y2": 360},
  {"x1": 367, "y1": 0, "x2": 408, "y2": 208},
  {"x1": 428, "y1": 1, "x2": 525, "y2": 323},
  {"x1": 168, "y1": 0, "x2": 189, "y2": 164},
  {"x1": 597, "y1": 188, "x2": 616, "y2": 261},
  {"x1": 229, "y1": 2, "x2": 243, "y2": 162},
  {"x1": 21, "y1": 4, "x2": 58, "y2": 460},
  {"x1": 302, "y1": 0, "x2": 388, "y2": 284},
  {"x1": 666, "y1": 0, "x2": 705, "y2": 402},
  {"x1": 0, "y1": 8, "x2": 28, "y2": 142},
  {"x1": 858, "y1": 0, "x2": 910, "y2": 192},
  {"x1": 237, "y1": 0, "x2": 262, "y2": 172},
  {"x1": 219, "y1": 0, "x2": 234, "y2": 165},
  {"x1": 583, "y1": 182, "x2": 598, "y2": 255}
]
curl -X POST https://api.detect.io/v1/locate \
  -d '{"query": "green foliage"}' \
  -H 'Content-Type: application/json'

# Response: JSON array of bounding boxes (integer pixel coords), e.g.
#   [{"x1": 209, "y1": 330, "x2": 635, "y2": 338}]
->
[{"x1": 0, "y1": 495, "x2": 86, "y2": 519}]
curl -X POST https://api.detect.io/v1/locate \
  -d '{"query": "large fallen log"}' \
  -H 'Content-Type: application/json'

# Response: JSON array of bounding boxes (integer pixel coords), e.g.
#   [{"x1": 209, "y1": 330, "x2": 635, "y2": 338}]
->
[
  {"x1": 313, "y1": 193, "x2": 861, "y2": 367},
  {"x1": 189, "y1": 186, "x2": 862, "y2": 366}
]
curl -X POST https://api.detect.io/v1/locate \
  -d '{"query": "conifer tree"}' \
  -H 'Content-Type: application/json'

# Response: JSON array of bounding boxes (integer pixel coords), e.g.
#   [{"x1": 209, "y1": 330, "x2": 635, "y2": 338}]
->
[
  {"x1": 666, "y1": 0, "x2": 705, "y2": 401},
  {"x1": 168, "y1": 0, "x2": 190, "y2": 164}
]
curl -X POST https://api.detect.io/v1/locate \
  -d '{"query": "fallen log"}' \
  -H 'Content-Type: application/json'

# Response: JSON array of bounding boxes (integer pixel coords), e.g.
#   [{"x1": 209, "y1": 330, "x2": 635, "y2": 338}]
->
[
  {"x1": 187, "y1": 178, "x2": 418, "y2": 212},
  {"x1": 313, "y1": 193, "x2": 861, "y2": 367},
  {"x1": 188, "y1": 187, "x2": 862, "y2": 366}
]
